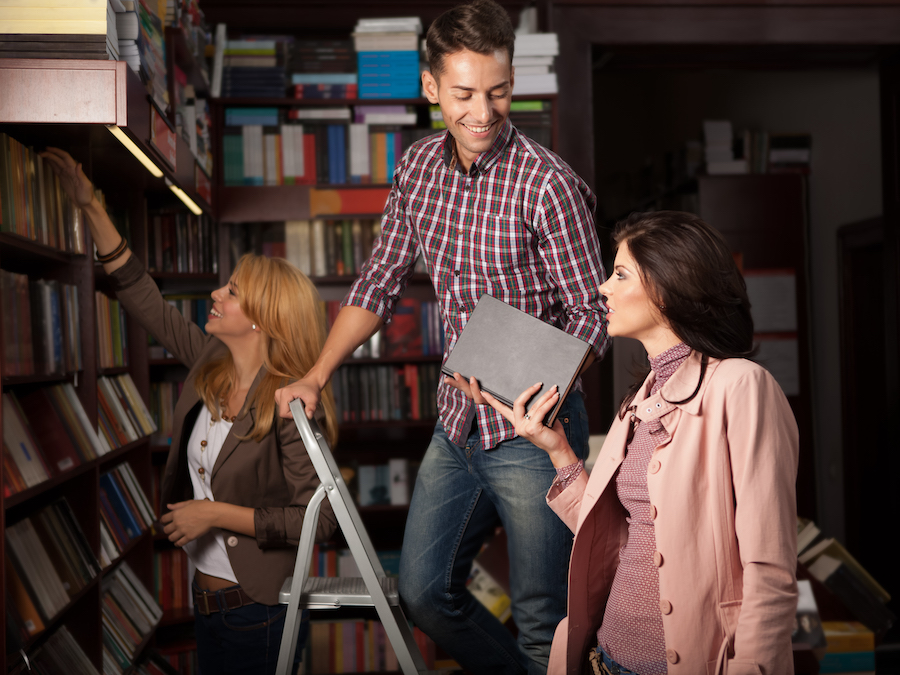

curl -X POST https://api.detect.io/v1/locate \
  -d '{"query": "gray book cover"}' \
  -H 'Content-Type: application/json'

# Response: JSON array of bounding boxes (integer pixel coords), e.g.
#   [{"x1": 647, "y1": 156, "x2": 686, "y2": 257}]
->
[{"x1": 442, "y1": 294, "x2": 591, "y2": 425}]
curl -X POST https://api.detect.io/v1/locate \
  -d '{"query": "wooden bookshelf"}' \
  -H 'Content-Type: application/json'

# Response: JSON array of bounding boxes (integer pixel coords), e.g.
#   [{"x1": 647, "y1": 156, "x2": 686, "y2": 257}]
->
[{"x1": 1, "y1": 56, "x2": 214, "y2": 671}]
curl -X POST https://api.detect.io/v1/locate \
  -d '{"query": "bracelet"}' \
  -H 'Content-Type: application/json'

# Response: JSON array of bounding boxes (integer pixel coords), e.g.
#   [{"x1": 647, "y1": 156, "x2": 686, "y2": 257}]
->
[{"x1": 96, "y1": 236, "x2": 127, "y2": 263}]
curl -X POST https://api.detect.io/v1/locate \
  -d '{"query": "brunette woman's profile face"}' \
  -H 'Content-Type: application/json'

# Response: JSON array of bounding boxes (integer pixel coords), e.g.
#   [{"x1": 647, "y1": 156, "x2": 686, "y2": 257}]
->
[{"x1": 599, "y1": 241, "x2": 667, "y2": 346}]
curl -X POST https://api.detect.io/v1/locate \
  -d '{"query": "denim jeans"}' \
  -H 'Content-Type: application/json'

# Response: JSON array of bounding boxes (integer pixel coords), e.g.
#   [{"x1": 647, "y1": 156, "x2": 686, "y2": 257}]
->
[
  {"x1": 592, "y1": 645, "x2": 640, "y2": 675},
  {"x1": 399, "y1": 392, "x2": 589, "y2": 675},
  {"x1": 193, "y1": 582, "x2": 309, "y2": 675}
]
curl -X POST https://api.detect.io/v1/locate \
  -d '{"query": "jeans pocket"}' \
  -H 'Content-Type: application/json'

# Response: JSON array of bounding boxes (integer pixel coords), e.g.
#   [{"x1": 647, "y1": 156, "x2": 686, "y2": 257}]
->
[{"x1": 221, "y1": 604, "x2": 286, "y2": 632}]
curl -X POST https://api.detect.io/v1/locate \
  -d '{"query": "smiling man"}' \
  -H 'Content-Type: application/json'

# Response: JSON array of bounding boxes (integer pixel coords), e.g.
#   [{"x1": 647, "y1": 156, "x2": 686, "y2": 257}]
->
[{"x1": 274, "y1": 1, "x2": 608, "y2": 672}]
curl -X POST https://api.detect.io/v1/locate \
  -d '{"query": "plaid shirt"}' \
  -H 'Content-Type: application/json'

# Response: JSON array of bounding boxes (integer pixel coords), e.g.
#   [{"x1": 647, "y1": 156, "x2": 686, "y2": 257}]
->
[{"x1": 344, "y1": 120, "x2": 609, "y2": 449}]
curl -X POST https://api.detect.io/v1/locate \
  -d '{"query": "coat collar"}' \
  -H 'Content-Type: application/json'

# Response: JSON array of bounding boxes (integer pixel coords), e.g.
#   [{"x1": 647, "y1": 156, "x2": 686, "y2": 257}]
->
[{"x1": 632, "y1": 349, "x2": 721, "y2": 421}]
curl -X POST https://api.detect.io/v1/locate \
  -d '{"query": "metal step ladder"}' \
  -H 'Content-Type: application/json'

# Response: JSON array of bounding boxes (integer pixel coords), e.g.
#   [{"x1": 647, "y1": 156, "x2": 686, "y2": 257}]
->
[{"x1": 275, "y1": 399, "x2": 431, "y2": 675}]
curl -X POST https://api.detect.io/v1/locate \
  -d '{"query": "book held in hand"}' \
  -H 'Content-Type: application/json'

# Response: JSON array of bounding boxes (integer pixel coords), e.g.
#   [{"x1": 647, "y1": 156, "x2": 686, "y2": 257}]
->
[{"x1": 442, "y1": 294, "x2": 591, "y2": 425}]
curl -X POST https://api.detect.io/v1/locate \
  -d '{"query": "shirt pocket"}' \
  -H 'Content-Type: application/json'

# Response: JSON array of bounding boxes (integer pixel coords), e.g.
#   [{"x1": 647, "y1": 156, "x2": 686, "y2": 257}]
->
[{"x1": 471, "y1": 214, "x2": 536, "y2": 281}]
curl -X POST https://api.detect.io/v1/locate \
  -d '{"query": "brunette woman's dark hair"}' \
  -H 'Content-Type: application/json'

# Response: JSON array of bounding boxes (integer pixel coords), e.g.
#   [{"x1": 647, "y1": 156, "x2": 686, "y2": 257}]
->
[
  {"x1": 425, "y1": 0, "x2": 516, "y2": 79},
  {"x1": 614, "y1": 210, "x2": 756, "y2": 416}
]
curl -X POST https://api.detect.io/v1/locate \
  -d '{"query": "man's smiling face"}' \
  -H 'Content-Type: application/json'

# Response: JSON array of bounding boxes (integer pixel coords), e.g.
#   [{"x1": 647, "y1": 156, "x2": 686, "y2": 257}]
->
[{"x1": 422, "y1": 48, "x2": 514, "y2": 173}]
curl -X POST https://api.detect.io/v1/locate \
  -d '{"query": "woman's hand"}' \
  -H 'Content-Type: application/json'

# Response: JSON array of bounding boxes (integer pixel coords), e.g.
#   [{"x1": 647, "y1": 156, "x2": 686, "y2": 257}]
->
[
  {"x1": 162, "y1": 499, "x2": 219, "y2": 547},
  {"x1": 476, "y1": 381, "x2": 579, "y2": 468},
  {"x1": 40, "y1": 147, "x2": 95, "y2": 208}
]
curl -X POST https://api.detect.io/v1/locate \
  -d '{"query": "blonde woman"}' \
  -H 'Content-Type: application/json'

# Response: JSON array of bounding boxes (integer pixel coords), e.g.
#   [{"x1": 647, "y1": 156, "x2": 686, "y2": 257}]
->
[{"x1": 43, "y1": 147, "x2": 337, "y2": 675}]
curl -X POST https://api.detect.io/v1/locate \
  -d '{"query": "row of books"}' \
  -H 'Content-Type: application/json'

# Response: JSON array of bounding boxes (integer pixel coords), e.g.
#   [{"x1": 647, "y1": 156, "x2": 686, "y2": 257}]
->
[
  {"x1": 2, "y1": 384, "x2": 109, "y2": 495},
  {"x1": 97, "y1": 373, "x2": 159, "y2": 450},
  {"x1": 796, "y1": 517, "x2": 895, "y2": 636},
  {"x1": 333, "y1": 362, "x2": 441, "y2": 423},
  {"x1": 324, "y1": 298, "x2": 445, "y2": 360},
  {"x1": 284, "y1": 218, "x2": 382, "y2": 279},
  {"x1": 99, "y1": 461, "x2": 157, "y2": 566},
  {"x1": 174, "y1": 83, "x2": 214, "y2": 176},
  {"x1": 8, "y1": 626, "x2": 100, "y2": 675},
  {"x1": 146, "y1": 211, "x2": 219, "y2": 275},
  {"x1": 5, "y1": 497, "x2": 99, "y2": 636},
  {"x1": 136, "y1": 0, "x2": 169, "y2": 113},
  {"x1": 350, "y1": 458, "x2": 418, "y2": 508},
  {"x1": 0, "y1": 131, "x2": 86, "y2": 253},
  {"x1": 148, "y1": 380, "x2": 184, "y2": 446},
  {"x1": 96, "y1": 292, "x2": 129, "y2": 369},
  {"x1": 703, "y1": 120, "x2": 813, "y2": 175},
  {"x1": 154, "y1": 547, "x2": 191, "y2": 613},
  {"x1": 1, "y1": 271, "x2": 83, "y2": 377},
  {"x1": 305, "y1": 619, "x2": 436, "y2": 674},
  {"x1": 101, "y1": 561, "x2": 164, "y2": 674}
]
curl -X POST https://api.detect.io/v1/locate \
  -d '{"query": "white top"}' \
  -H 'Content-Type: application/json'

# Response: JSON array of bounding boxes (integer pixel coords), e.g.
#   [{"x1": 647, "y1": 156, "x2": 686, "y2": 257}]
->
[{"x1": 182, "y1": 406, "x2": 239, "y2": 584}]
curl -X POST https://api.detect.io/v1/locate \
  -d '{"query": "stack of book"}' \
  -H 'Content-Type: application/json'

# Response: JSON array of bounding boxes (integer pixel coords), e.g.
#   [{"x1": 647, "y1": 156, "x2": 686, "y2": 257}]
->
[
  {"x1": 101, "y1": 561, "x2": 164, "y2": 674},
  {"x1": 768, "y1": 132, "x2": 812, "y2": 174},
  {"x1": 3, "y1": 384, "x2": 110, "y2": 495},
  {"x1": 0, "y1": 0, "x2": 110, "y2": 60},
  {"x1": 353, "y1": 16, "x2": 422, "y2": 99},
  {"x1": 798, "y1": 522, "x2": 895, "y2": 635},
  {"x1": 97, "y1": 373, "x2": 158, "y2": 450},
  {"x1": 1, "y1": 132, "x2": 87, "y2": 253},
  {"x1": 98, "y1": 461, "x2": 157, "y2": 564},
  {"x1": 174, "y1": 83, "x2": 213, "y2": 174},
  {"x1": 292, "y1": 72, "x2": 358, "y2": 100},
  {"x1": 703, "y1": 119, "x2": 749, "y2": 175},
  {"x1": 513, "y1": 33, "x2": 558, "y2": 94},
  {"x1": 5, "y1": 497, "x2": 100, "y2": 635},
  {"x1": 220, "y1": 36, "x2": 288, "y2": 98},
  {"x1": 508, "y1": 99, "x2": 554, "y2": 150},
  {"x1": 115, "y1": 0, "x2": 140, "y2": 72},
  {"x1": 136, "y1": 0, "x2": 168, "y2": 112},
  {"x1": 819, "y1": 621, "x2": 875, "y2": 674}
]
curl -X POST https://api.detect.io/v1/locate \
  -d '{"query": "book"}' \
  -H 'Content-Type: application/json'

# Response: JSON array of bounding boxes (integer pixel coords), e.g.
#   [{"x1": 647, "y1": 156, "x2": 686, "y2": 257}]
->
[
  {"x1": 441, "y1": 294, "x2": 591, "y2": 425},
  {"x1": 16, "y1": 387, "x2": 83, "y2": 474},
  {"x1": 808, "y1": 554, "x2": 896, "y2": 634},
  {"x1": 2, "y1": 391, "x2": 52, "y2": 489},
  {"x1": 822, "y1": 621, "x2": 875, "y2": 653}
]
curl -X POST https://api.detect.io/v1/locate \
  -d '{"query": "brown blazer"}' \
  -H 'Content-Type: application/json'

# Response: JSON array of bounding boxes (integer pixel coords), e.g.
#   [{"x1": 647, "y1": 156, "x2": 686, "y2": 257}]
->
[{"x1": 112, "y1": 256, "x2": 337, "y2": 604}]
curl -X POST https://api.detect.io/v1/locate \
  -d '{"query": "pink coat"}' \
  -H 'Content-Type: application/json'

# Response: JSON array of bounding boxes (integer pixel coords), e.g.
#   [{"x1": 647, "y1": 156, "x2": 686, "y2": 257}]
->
[{"x1": 547, "y1": 352, "x2": 799, "y2": 675}]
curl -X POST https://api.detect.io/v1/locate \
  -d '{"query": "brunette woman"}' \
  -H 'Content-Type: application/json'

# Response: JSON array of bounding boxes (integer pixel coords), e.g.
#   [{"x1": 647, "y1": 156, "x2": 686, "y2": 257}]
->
[{"x1": 477, "y1": 211, "x2": 799, "y2": 675}]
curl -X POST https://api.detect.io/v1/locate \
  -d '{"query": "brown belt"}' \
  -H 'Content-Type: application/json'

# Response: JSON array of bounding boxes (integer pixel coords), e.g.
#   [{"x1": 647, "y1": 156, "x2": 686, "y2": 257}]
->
[{"x1": 193, "y1": 586, "x2": 255, "y2": 616}]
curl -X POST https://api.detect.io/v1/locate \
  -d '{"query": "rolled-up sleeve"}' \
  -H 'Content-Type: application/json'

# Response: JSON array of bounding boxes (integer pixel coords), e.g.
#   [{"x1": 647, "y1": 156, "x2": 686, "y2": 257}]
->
[{"x1": 536, "y1": 172, "x2": 609, "y2": 359}]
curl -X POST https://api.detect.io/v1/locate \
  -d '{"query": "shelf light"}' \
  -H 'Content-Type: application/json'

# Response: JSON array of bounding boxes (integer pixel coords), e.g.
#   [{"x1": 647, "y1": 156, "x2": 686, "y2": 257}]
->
[
  {"x1": 166, "y1": 178, "x2": 204, "y2": 216},
  {"x1": 106, "y1": 125, "x2": 164, "y2": 178}
]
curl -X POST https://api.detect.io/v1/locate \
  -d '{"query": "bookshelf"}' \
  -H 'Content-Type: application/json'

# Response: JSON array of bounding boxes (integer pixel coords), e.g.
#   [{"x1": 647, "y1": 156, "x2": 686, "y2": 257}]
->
[{"x1": 0, "y1": 56, "x2": 216, "y2": 672}]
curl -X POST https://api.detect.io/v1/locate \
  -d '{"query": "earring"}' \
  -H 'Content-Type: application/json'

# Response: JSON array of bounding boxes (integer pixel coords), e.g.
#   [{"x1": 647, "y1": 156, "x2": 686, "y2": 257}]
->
[
  {"x1": 251, "y1": 324, "x2": 257, "y2": 330},
  {"x1": 658, "y1": 304, "x2": 666, "y2": 310}
]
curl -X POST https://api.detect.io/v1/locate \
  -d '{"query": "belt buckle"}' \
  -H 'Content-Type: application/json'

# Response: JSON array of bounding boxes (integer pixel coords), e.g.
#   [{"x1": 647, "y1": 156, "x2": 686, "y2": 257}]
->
[{"x1": 198, "y1": 590, "x2": 212, "y2": 616}]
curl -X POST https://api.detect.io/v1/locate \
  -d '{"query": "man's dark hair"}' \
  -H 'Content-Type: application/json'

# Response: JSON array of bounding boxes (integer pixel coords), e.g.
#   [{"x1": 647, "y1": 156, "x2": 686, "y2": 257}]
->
[
  {"x1": 425, "y1": 0, "x2": 516, "y2": 79},
  {"x1": 613, "y1": 210, "x2": 756, "y2": 415}
]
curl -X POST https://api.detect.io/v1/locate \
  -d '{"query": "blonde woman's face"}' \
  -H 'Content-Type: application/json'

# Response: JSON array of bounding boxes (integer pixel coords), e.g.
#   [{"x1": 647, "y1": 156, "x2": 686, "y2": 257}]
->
[{"x1": 206, "y1": 277, "x2": 255, "y2": 339}]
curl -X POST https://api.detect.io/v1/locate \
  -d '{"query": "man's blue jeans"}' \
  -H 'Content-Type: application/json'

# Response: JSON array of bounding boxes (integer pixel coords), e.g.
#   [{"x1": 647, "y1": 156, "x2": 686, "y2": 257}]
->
[{"x1": 399, "y1": 392, "x2": 589, "y2": 675}]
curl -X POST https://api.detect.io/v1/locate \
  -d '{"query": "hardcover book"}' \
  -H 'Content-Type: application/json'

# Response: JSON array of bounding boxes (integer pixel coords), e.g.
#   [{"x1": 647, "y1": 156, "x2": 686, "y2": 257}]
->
[{"x1": 442, "y1": 294, "x2": 591, "y2": 425}]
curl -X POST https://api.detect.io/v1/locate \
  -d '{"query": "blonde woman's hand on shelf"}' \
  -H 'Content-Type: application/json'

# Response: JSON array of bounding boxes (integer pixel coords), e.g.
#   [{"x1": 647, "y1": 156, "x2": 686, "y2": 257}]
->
[
  {"x1": 40, "y1": 146, "x2": 95, "y2": 208},
  {"x1": 476, "y1": 380, "x2": 579, "y2": 469}
]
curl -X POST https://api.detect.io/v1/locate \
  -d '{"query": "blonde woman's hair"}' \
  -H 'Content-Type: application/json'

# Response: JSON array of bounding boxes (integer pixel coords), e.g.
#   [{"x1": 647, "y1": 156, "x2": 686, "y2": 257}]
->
[{"x1": 193, "y1": 253, "x2": 338, "y2": 447}]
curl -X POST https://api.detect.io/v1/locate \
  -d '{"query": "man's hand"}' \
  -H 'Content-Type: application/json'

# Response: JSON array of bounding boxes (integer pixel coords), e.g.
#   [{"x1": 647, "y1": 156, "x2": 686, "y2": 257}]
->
[
  {"x1": 275, "y1": 377, "x2": 321, "y2": 419},
  {"x1": 443, "y1": 373, "x2": 489, "y2": 404}
]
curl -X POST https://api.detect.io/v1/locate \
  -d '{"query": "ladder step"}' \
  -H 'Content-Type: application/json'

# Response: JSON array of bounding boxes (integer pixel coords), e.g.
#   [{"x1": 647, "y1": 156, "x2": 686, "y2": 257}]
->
[{"x1": 279, "y1": 575, "x2": 400, "y2": 608}]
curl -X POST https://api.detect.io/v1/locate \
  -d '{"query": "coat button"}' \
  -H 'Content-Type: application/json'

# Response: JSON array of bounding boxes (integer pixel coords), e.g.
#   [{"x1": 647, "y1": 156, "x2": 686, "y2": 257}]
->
[
  {"x1": 198, "y1": 467, "x2": 205, "y2": 475},
  {"x1": 649, "y1": 459, "x2": 661, "y2": 473},
  {"x1": 659, "y1": 599, "x2": 672, "y2": 614},
  {"x1": 200, "y1": 440, "x2": 207, "y2": 447},
  {"x1": 227, "y1": 536, "x2": 238, "y2": 547},
  {"x1": 653, "y1": 551, "x2": 663, "y2": 567},
  {"x1": 666, "y1": 648, "x2": 679, "y2": 664},
  {"x1": 650, "y1": 504, "x2": 658, "y2": 520}
]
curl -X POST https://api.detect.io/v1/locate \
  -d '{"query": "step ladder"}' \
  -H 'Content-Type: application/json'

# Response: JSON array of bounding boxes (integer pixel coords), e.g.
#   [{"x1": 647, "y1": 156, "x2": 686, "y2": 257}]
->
[{"x1": 275, "y1": 398, "x2": 431, "y2": 675}]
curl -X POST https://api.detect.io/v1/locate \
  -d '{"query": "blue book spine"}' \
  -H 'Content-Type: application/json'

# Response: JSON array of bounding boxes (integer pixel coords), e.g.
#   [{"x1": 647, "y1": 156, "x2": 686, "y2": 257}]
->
[
  {"x1": 818, "y1": 651, "x2": 875, "y2": 673},
  {"x1": 99, "y1": 473, "x2": 141, "y2": 539}
]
